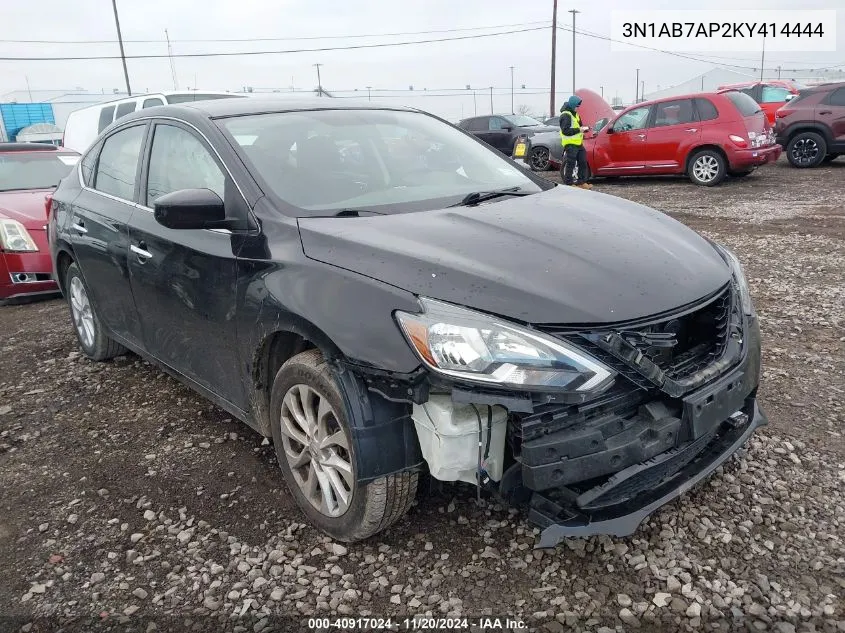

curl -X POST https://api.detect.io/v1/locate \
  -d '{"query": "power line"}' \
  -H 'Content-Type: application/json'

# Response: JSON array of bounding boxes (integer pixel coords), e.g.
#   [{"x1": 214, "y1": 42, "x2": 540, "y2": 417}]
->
[
  {"x1": 557, "y1": 24, "x2": 845, "y2": 73},
  {"x1": 0, "y1": 26, "x2": 548, "y2": 61},
  {"x1": 0, "y1": 21, "x2": 551, "y2": 45}
]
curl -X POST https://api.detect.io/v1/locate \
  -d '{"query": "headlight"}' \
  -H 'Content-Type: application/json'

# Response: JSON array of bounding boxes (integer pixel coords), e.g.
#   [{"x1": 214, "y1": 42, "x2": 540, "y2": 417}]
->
[
  {"x1": 713, "y1": 243, "x2": 753, "y2": 315},
  {"x1": 0, "y1": 219, "x2": 38, "y2": 252},
  {"x1": 395, "y1": 298, "x2": 615, "y2": 392}
]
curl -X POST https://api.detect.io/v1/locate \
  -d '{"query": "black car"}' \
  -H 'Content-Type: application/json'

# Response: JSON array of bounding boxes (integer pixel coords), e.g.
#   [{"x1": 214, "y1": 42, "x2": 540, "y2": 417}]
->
[
  {"x1": 457, "y1": 114, "x2": 557, "y2": 155},
  {"x1": 49, "y1": 99, "x2": 766, "y2": 546}
]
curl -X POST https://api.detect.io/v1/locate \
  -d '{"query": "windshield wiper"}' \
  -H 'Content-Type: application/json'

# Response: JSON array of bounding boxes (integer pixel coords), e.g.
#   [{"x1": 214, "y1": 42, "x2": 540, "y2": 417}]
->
[
  {"x1": 449, "y1": 187, "x2": 531, "y2": 207},
  {"x1": 330, "y1": 208, "x2": 384, "y2": 217}
]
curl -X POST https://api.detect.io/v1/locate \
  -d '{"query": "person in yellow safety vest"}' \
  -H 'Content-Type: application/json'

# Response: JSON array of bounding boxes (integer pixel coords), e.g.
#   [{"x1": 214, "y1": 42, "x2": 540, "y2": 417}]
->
[{"x1": 559, "y1": 95, "x2": 593, "y2": 189}]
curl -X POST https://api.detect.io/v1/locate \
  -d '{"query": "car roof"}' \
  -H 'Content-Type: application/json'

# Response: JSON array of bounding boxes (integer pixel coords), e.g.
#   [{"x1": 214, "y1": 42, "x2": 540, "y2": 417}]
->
[{"x1": 0, "y1": 143, "x2": 78, "y2": 154}]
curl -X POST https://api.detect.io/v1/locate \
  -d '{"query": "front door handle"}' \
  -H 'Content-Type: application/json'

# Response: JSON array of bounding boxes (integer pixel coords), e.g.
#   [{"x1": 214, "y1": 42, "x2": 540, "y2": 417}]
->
[
  {"x1": 637, "y1": 134, "x2": 646, "y2": 139},
  {"x1": 818, "y1": 110, "x2": 832, "y2": 115},
  {"x1": 130, "y1": 244, "x2": 153, "y2": 260},
  {"x1": 72, "y1": 221, "x2": 87, "y2": 234},
  {"x1": 685, "y1": 128, "x2": 698, "y2": 133}
]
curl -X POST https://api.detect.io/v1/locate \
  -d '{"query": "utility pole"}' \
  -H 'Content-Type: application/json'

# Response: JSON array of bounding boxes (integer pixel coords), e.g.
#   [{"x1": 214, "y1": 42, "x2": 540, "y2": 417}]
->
[
  {"x1": 473, "y1": 90, "x2": 477, "y2": 115},
  {"x1": 366, "y1": 86, "x2": 372, "y2": 101},
  {"x1": 568, "y1": 9, "x2": 579, "y2": 94},
  {"x1": 489, "y1": 86, "x2": 494, "y2": 114},
  {"x1": 759, "y1": 34, "x2": 766, "y2": 81},
  {"x1": 25, "y1": 75, "x2": 33, "y2": 102},
  {"x1": 777, "y1": 65, "x2": 782, "y2": 79},
  {"x1": 550, "y1": 0, "x2": 558, "y2": 117},
  {"x1": 635, "y1": 68, "x2": 639, "y2": 102},
  {"x1": 641, "y1": 80, "x2": 645, "y2": 101},
  {"x1": 313, "y1": 63, "x2": 323, "y2": 97},
  {"x1": 600, "y1": 85, "x2": 603, "y2": 98},
  {"x1": 509, "y1": 66, "x2": 515, "y2": 114},
  {"x1": 165, "y1": 29, "x2": 178, "y2": 90},
  {"x1": 111, "y1": 0, "x2": 131, "y2": 96}
]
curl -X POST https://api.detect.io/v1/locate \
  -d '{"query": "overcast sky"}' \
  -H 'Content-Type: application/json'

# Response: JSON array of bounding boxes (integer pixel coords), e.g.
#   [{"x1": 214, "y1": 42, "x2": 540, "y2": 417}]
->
[{"x1": 1, "y1": 0, "x2": 842, "y2": 120}]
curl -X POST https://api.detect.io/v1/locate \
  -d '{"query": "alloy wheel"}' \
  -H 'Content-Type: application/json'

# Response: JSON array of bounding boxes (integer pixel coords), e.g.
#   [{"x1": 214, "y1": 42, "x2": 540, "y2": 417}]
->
[
  {"x1": 69, "y1": 276, "x2": 95, "y2": 349},
  {"x1": 692, "y1": 155, "x2": 720, "y2": 183},
  {"x1": 790, "y1": 138, "x2": 819, "y2": 166},
  {"x1": 530, "y1": 147, "x2": 550, "y2": 171},
  {"x1": 278, "y1": 384, "x2": 354, "y2": 517}
]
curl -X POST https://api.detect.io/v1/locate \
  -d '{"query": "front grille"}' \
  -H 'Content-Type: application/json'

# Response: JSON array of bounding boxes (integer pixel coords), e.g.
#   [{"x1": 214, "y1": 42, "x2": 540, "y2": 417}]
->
[{"x1": 540, "y1": 284, "x2": 735, "y2": 387}]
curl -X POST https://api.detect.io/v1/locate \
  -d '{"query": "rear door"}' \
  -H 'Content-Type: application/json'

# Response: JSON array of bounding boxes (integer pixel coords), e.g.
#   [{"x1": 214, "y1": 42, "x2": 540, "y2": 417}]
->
[
  {"x1": 127, "y1": 120, "x2": 247, "y2": 408},
  {"x1": 643, "y1": 99, "x2": 700, "y2": 172},
  {"x1": 816, "y1": 87, "x2": 845, "y2": 151},
  {"x1": 592, "y1": 105, "x2": 651, "y2": 173},
  {"x1": 68, "y1": 123, "x2": 148, "y2": 347},
  {"x1": 484, "y1": 117, "x2": 514, "y2": 154}
]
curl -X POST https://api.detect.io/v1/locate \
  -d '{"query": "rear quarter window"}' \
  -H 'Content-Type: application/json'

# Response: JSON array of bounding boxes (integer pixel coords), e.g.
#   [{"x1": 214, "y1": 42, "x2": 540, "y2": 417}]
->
[
  {"x1": 826, "y1": 87, "x2": 845, "y2": 106},
  {"x1": 724, "y1": 91, "x2": 762, "y2": 117},
  {"x1": 97, "y1": 106, "x2": 116, "y2": 133}
]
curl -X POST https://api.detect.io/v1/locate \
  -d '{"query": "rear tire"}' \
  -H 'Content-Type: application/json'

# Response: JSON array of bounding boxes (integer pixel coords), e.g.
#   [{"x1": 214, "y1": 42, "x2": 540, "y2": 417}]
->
[
  {"x1": 529, "y1": 147, "x2": 551, "y2": 171},
  {"x1": 270, "y1": 349, "x2": 417, "y2": 542},
  {"x1": 688, "y1": 150, "x2": 726, "y2": 186},
  {"x1": 64, "y1": 262, "x2": 125, "y2": 361},
  {"x1": 786, "y1": 132, "x2": 826, "y2": 168}
]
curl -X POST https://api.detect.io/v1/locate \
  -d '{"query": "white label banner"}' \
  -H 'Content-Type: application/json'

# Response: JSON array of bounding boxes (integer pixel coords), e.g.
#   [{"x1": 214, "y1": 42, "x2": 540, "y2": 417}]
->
[{"x1": 610, "y1": 10, "x2": 837, "y2": 52}]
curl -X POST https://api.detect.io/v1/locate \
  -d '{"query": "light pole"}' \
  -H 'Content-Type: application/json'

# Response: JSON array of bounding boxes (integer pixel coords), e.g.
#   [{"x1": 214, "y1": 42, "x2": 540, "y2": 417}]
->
[
  {"x1": 111, "y1": 0, "x2": 131, "y2": 95},
  {"x1": 313, "y1": 63, "x2": 323, "y2": 97},
  {"x1": 568, "y1": 9, "x2": 579, "y2": 94},
  {"x1": 600, "y1": 85, "x2": 603, "y2": 98},
  {"x1": 509, "y1": 66, "x2": 515, "y2": 114},
  {"x1": 489, "y1": 86, "x2": 494, "y2": 114},
  {"x1": 550, "y1": 0, "x2": 558, "y2": 118},
  {"x1": 635, "y1": 68, "x2": 639, "y2": 102},
  {"x1": 366, "y1": 86, "x2": 372, "y2": 101}
]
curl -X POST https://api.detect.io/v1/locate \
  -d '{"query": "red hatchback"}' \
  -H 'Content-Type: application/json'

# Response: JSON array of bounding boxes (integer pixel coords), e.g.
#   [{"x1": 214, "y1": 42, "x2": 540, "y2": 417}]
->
[
  {"x1": 717, "y1": 81, "x2": 801, "y2": 126},
  {"x1": 583, "y1": 91, "x2": 781, "y2": 186},
  {"x1": 0, "y1": 144, "x2": 79, "y2": 302}
]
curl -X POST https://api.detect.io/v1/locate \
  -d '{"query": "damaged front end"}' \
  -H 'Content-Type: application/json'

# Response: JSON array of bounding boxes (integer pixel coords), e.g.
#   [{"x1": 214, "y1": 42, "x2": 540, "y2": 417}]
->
[{"x1": 378, "y1": 248, "x2": 766, "y2": 547}]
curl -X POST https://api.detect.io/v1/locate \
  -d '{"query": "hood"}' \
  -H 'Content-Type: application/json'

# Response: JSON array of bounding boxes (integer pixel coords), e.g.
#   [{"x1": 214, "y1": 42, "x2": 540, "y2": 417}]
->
[
  {"x1": 0, "y1": 190, "x2": 51, "y2": 229},
  {"x1": 523, "y1": 125, "x2": 559, "y2": 134},
  {"x1": 574, "y1": 88, "x2": 615, "y2": 126},
  {"x1": 298, "y1": 189, "x2": 731, "y2": 324}
]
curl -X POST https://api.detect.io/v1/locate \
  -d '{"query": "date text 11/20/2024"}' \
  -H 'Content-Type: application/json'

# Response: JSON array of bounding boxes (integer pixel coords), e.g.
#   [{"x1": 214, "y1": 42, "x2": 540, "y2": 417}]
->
[{"x1": 307, "y1": 617, "x2": 527, "y2": 630}]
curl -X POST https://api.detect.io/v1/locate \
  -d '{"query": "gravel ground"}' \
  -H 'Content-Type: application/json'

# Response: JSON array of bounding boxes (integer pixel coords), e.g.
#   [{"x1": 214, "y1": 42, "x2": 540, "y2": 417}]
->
[{"x1": 0, "y1": 157, "x2": 843, "y2": 633}]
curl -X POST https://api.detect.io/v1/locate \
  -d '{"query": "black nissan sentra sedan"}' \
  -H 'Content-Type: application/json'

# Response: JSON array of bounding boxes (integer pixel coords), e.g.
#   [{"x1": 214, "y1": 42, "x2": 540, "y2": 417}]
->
[{"x1": 49, "y1": 99, "x2": 765, "y2": 546}]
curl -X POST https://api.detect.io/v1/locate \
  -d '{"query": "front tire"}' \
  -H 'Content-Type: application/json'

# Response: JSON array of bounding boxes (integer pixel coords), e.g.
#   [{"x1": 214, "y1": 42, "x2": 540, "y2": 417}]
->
[
  {"x1": 786, "y1": 132, "x2": 826, "y2": 168},
  {"x1": 269, "y1": 349, "x2": 417, "y2": 542},
  {"x1": 688, "y1": 150, "x2": 726, "y2": 186},
  {"x1": 64, "y1": 262, "x2": 125, "y2": 361}
]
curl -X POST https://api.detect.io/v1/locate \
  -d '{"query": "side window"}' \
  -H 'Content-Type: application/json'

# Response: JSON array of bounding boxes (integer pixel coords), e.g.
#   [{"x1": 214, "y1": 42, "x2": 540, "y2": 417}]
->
[
  {"x1": 80, "y1": 140, "x2": 103, "y2": 186},
  {"x1": 612, "y1": 107, "x2": 651, "y2": 132},
  {"x1": 146, "y1": 124, "x2": 225, "y2": 207},
  {"x1": 826, "y1": 87, "x2": 845, "y2": 106},
  {"x1": 651, "y1": 99, "x2": 697, "y2": 127},
  {"x1": 694, "y1": 98, "x2": 719, "y2": 121},
  {"x1": 114, "y1": 102, "x2": 137, "y2": 121},
  {"x1": 740, "y1": 87, "x2": 757, "y2": 101},
  {"x1": 760, "y1": 86, "x2": 791, "y2": 103},
  {"x1": 488, "y1": 117, "x2": 508, "y2": 131},
  {"x1": 142, "y1": 98, "x2": 165, "y2": 109},
  {"x1": 97, "y1": 106, "x2": 116, "y2": 133},
  {"x1": 93, "y1": 125, "x2": 145, "y2": 200},
  {"x1": 467, "y1": 118, "x2": 488, "y2": 132}
]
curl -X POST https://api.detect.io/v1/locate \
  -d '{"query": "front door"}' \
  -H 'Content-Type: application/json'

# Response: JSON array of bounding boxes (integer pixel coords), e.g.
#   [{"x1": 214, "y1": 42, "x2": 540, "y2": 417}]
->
[
  {"x1": 485, "y1": 116, "x2": 514, "y2": 154},
  {"x1": 643, "y1": 99, "x2": 701, "y2": 172},
  {"x1": 593, "y1": 105, "x2": 651, "y2": 174},
  {"x1": 126, "y1": 121, "x2": 246, "y2": 409},
  {"x1": 68, "y1": 123, "x2": 148, "y2": 347}
]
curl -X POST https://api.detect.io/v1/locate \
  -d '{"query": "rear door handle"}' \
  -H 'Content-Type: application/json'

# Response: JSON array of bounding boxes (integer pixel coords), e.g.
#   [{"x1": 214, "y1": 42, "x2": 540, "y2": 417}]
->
[
  {"x1": 818, "y1": 110, "x2": 832, "y2": 115},
  {"x1": 685, "y1": 128, "x2": 698, "y2": 133},
  {"x1": 637, "y1": 134, "x2": 646, "y2": 139},
  {"x1": 71, "y1": 221, "x2": 87, "y2": 234},
  {"x1": 130, "y1": 243, "x2": 152, "y2": 260}
]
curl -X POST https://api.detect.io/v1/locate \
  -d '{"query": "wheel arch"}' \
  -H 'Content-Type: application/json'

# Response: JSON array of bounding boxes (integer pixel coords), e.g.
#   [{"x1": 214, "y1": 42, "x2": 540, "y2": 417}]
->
[
  {"x1": 54, "y1": 245, "x2": 76, "y2": 296},
  {"x1": 784, "y1": 123, "x2": 834, "y2": 146},
  {"x1": 685, "y1": 145, "x2": 728, "y2": 173}
]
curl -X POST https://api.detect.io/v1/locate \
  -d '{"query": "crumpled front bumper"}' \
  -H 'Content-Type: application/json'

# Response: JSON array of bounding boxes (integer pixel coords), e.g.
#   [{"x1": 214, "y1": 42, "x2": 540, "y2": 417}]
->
[{"x1": 532, "y1": 398, "x2": 766, "y2": 548}]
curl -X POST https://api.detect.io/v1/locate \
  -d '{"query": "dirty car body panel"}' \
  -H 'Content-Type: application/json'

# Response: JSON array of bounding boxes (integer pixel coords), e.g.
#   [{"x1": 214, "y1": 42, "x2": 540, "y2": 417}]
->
[{"x1": 49, "y1": 99, "x2": 766, "y2": 545}]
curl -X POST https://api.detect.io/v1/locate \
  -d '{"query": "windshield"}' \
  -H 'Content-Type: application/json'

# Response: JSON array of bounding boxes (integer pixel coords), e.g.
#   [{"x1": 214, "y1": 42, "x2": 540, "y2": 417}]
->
[
  {"x1": 503, "y1": 115, "x2": 543, "y2": 127},
  {"x1": 220, "y1": 109, "x2": 545, "y2": 215},
  {"x1": 0, "y1": 152, "x2": 78, "y2": 191}
]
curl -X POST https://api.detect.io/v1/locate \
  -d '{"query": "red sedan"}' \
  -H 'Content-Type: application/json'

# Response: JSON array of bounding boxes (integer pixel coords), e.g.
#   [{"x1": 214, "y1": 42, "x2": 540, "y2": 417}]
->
[{"x1": 0, "y1": 144, "x2": 79, "y2": 302}]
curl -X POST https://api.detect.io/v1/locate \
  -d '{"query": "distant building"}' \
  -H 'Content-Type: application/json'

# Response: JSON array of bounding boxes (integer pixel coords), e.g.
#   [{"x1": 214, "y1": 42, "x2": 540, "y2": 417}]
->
[{"x1": 643, "y1": 67, "x2": 845, "y2": 101}]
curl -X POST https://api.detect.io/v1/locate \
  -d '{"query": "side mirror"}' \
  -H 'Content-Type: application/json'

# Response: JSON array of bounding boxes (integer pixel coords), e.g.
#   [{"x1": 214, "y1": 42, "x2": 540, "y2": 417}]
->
[
  {"x1": 154, "y1": 188, "x2": 232, "y2": 230},
  {"x1": 784, "y1": 94, "x2": 797, "y2": 101},
  {"x1": 606, "y1": 126, "x2": 615, "y2": 134},
  {"x1": 502, "y1": 125, "x2": 513, "y2": 132}
]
